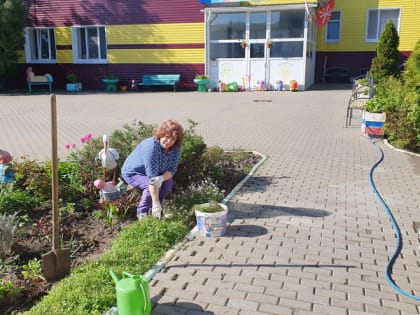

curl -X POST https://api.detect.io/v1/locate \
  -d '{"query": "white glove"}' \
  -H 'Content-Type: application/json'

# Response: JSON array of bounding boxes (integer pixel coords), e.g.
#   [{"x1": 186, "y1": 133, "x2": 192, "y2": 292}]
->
[
  {"x1": 152, "y1": 201, "x2": 162, "y2": 218},
  {"x1": 150, "y1": 175, "x2": 164, "y2": 188}
]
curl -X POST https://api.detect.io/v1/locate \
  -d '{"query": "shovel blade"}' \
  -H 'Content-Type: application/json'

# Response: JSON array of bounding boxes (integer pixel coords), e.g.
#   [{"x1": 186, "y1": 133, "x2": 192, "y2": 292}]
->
[{"x1": 42, "y1": 248, "x2": 71, "y2": 281}]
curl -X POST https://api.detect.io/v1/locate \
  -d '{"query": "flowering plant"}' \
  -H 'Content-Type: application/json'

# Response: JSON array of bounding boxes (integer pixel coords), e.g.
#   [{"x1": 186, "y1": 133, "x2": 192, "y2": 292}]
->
[
  {"x1": 194, "y1": 74, "x2": 209, "y2": 80},
  {"x1": 240, "y1": 39, "x2": 248, "y2": 48},
  {"x1": 81, "y1": 133, "x2": 93, "y2": 143},
  {"x1": 266, "y1": 39, "x2": 273, "y2": 48}
]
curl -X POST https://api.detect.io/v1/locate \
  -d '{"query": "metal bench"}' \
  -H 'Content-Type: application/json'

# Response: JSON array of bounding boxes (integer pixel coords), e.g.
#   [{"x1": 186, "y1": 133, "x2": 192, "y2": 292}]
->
[
  {"x1": 137, "y1": 74, "x2": 180, "y2": 92},
  {"x1": 324, "y1": 66, "x2": 349, "y2": 83},
  {"x1": 346, "y1": 76, "x2": 374, "y2": 127},
  {"x1": 28, "y1": 81, "x2": 53, "y2": 93}
]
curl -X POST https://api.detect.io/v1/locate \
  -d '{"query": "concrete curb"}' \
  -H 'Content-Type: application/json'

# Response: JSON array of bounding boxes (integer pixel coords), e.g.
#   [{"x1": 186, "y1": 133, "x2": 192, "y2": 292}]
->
[{"x1": 384, "y1": 139, "x2": 420, "y2": 157}]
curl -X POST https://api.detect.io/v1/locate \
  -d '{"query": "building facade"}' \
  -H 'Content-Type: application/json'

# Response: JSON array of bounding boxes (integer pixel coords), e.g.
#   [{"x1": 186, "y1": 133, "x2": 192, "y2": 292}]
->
[{"x1": 17, "y1": 0, "x2": 419, "y2": 91}]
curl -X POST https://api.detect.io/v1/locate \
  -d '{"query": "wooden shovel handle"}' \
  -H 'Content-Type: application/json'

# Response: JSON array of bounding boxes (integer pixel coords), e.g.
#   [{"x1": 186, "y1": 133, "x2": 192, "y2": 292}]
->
[{"x1": 51, "y1": 94, "x2": 59, "y2": 250}]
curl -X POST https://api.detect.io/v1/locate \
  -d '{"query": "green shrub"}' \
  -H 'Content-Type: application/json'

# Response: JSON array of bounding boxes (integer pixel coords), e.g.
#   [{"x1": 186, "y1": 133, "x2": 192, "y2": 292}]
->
[
  {"x1": 13, "y1": 159, "x2": 51, "y2": 201},
  {"x1": 370, "y1": 21, "x2": 400, "y2": 83},
  {"x1": 0, "y1": 0, "x2": 27, "y2": 89},
  {"x1": 166, "y1": 179, "x2": 225, "y2": 226},
  {"x1": 399, "y1": 38, "x2": 420, "y2": 153},
  {"x1": 0, "y1": 279, "x2": 21, "y2": 309},
  {"x1": 175, "y1": 119, "x2": 207, "y2": 189},
  {"x1": 0, "y1": 185, "x2": 39, "y2": 215},
  {"x1": 365, "y1": 76, "x2": 404, "y2": 113}
]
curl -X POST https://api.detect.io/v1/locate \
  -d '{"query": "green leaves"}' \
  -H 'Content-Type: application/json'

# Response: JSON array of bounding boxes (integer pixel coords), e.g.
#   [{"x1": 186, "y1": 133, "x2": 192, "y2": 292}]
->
[
  {"x1": 0, "y1": 0, "x2": 26, "y2": 89},
  {"x1": 370, "y1": 21, "x2": 401, "y2": 83}
]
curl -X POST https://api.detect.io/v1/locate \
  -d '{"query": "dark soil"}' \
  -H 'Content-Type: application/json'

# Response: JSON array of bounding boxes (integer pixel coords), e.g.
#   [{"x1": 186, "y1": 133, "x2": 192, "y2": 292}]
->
[
  {"x1": 2, "y1": 206, "x2": 138, "y2": 315},
  {"x1": 1, "y1": 152, "x2": 261, "y2": 314}
]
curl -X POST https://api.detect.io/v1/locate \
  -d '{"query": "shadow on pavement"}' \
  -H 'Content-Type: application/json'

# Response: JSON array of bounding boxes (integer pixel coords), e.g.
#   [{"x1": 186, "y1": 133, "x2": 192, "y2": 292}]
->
[
  {"x1": 165, "y1": 263, "x2": 355, "y2": 270},
  {"x1": 152, "y1": 301, "x2": 214, "y2": 315},
  {"x1": 227, "y1": 202, "x2": 332, "y2": 221}
]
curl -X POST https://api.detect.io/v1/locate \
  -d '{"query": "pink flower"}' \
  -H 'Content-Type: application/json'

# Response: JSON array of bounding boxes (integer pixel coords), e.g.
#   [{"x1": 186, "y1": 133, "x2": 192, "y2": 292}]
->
[
  {"x1": 65, "y1": 143, "x2": 76, "y2": 150},
  {"x1": 81, "y1": 133, "x2": 93, "y2": 143}
]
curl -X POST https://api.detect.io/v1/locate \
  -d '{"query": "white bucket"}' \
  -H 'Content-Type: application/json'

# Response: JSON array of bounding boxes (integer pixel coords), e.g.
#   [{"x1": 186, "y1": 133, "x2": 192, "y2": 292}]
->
[{"x1": 195, "y1": 203, "x2": 228, "y2": 237}]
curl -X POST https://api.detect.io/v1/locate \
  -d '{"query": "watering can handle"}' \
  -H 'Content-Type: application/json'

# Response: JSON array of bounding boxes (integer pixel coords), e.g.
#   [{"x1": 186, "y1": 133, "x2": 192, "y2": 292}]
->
[
  {"x1": 121, "y1": 272, "x2": 148, "y2": 313},
  {"x1": 122, "y1": 271, "x2": 134, "y2": 278},
  {"x1": 139, "y1": 279, "x2": 148, "y2": 313}
]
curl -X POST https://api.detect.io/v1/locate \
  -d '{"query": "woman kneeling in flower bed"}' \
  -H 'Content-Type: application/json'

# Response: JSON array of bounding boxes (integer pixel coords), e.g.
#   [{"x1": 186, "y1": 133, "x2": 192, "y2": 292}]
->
[{"x1": 121, "y1": 120, "x2": 184, "y2": 220}]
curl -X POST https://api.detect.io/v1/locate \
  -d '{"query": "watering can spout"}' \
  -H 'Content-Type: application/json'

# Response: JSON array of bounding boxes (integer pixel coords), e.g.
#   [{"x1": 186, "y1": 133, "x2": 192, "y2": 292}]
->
[{"x1": 109, "y1": 269, "x2": 119, "y2": 284}]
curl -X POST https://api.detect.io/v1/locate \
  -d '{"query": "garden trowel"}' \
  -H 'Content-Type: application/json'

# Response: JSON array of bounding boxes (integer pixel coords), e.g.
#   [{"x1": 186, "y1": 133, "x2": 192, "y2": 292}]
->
[{"x1": 42, "y1": 94, "x2": 70, "y2": 281}]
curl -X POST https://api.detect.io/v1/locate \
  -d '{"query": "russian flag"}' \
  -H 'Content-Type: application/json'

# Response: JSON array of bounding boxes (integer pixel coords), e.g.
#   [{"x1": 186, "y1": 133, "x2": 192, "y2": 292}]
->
[{"x1": 361, "y1": 111, "x2": 386, "y2": 136}]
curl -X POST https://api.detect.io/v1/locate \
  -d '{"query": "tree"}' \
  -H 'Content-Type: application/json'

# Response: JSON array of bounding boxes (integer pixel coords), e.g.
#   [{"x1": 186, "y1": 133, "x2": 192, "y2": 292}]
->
[
  {"x1": 369, "y1": 21, "x2": 400, "y2": 83},
  {"x1": 400, "y1": 38, "x2": 420, "y2": 153},
  {"x1": 0, "y1": 0, "x2": 27, "y2": 89}
]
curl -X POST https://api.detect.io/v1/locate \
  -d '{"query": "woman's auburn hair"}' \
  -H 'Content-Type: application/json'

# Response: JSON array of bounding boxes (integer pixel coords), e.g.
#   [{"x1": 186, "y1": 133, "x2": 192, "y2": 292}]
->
[{"x1": 153, "y1": 120, "x2": 184, "y2": 148}]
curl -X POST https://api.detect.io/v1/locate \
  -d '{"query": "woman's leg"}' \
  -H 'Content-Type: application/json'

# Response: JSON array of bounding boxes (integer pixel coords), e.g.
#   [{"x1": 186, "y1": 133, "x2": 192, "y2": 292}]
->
[
  {"x1": 159, "y1": 179, "x2": 173, "y2": 203},
  {"x1": 122, "y1": 174, "x2": 150, "y2": 216},
  {"x1": 122, "y1": 175, "x2": 173, "y2": 217}
]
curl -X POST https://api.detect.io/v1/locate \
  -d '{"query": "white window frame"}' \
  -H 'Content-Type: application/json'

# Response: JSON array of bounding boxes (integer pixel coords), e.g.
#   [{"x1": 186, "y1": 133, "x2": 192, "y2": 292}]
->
[
  {"x1": 325, "y1": 10, "x2": 341, "y2": 43},
  {"x1": 366, "y1": 8, "x2": 400, "y2": 42},
  {"x1": 24, "y1": 27, "x2": 57, "y2": 64},
  {"x1": 71, "y1": 25, "x2": 107, "y2": 64}
]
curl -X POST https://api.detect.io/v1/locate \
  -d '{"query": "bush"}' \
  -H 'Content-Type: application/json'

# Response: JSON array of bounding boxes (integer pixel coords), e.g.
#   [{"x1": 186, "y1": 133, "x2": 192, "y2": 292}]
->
[
  {"x1": 400, "y1": 38, "x2": 420, "y2": 153},
  {"x1": 166, "y1": 179, "x2": 225, "y2": 227},
  {"x1": 0, "y1": 185, "x2": 39, "y2": 215},
  {"x1": 175, "y1": 120, "x2": 207, "y2": 189},
  {"x1": 370, "y1": 21, "x2": 400, "y2": 83},
  {"x1": 0, "y1": 0, "x2": 26, "y2": 89},
  {"x1": 365, "y1": 76, "x2": 404, "y2": 113}
]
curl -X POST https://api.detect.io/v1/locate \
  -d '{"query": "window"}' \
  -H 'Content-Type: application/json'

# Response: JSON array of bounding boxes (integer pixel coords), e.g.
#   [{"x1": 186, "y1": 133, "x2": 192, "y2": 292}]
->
[
  {"x1": 271, "y1": 10, "x2": 305, "y2": 39},
  {"x1": 366, "y1": 9, "x2": 400, "y2": 42},
  {"x1": 270, "y1": 41, "x2": 303, "y2": 58},
  {"x1": 25, "y1": 28, "x2": 56, "y2": 63},
  {"x1": 250, "y1": 12, "x2": 266, "y2": 39},
  {"x1": 209, "y1": 13, "x2": 246, "y2": 40},
  {"x1": 326, "y1": 11, "x2": 341, "y2": 42},
  {"x1": 209, "y1": 12, "x2": 246, "y2": 59},
  {"x1": 72, "y1": 26, "x2": 107, "y2": 63},
  {"x1": 210, "y1": 43, "x2": 244, "y2": 59}
]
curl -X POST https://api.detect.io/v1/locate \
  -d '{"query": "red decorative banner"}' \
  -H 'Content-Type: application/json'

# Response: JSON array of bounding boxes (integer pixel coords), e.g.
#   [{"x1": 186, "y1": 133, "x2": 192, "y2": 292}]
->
[{"x1": 316, "y1": 0, "x2": 335, "y2": 27}]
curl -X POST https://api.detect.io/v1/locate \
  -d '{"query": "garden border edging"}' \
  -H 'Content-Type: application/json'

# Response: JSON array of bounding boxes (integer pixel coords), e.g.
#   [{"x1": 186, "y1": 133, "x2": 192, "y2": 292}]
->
[{"x1": 383, "y1": 139, "x2": 420, "y2": 157}]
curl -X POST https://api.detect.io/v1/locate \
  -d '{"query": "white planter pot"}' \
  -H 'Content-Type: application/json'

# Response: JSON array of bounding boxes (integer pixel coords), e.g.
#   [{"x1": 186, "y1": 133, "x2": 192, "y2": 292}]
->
[
  {"x1": 361, "y1": 110, "x2": 386, "y2": 136},
  {"x1": 194, "y1": 203, "x2": 228, "y2": 237}
]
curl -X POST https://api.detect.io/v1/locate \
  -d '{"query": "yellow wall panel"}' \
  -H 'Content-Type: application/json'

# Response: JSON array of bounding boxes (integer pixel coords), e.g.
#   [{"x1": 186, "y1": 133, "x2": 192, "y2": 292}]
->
[
  {"x1": 58, "y1": 50, "x2": 74, "y2": 63},
  {"x1": 55, "y1": 27, "x2": 72, "y2": 46},
  {"x1": 17, "y1": 50, "x2": 25, "y2": 63},
  {"x1": 317, "y1": 0, "x2": 420, "y2": 52},
  {"x1": 108, "y1": 49, "x2": 205, "y2": 64},
  {"x1": 107, "y1": 23, "x2": 204, "y2": 45}
]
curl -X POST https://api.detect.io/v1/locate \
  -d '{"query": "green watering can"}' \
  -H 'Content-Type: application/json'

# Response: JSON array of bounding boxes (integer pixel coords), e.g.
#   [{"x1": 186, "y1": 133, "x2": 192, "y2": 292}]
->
[{"x1": 109, "y1": 270, "x2": 151, "y2": 315}]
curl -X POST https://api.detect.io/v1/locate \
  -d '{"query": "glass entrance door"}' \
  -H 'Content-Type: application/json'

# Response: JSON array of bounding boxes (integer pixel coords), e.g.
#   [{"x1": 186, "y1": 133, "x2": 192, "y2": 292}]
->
[
  {"x1": 248, "y1": 12, "x2": 268, "y2": 89},
  {"x1": 207, "y1": 9, "x2": 307, "y2": 90}
]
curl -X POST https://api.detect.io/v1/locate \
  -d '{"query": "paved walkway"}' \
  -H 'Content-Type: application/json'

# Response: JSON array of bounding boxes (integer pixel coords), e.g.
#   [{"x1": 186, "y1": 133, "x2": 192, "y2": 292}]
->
[{"x1": 0, "y1": 88, "x2": 419, "y2": 314}]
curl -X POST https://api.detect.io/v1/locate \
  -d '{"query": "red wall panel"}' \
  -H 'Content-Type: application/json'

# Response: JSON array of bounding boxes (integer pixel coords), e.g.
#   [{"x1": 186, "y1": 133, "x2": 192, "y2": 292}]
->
[{"x1": 26, "y1": 0, "x2": 204, "y2": 26}]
